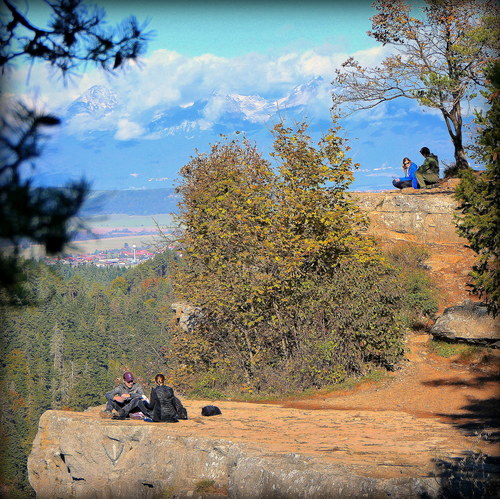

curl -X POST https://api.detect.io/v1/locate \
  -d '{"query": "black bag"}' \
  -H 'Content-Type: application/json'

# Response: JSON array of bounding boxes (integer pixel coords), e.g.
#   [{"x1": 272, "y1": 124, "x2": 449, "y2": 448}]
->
[
  {"x1": 201, "y1": 405, "x2": 222, "y2": 416},
  {"x1": 177, "y1": 406, "x2": 188, "y2": 420},
  {"x1": 173, "y1": 396, "x2": 188, "y2": 419}
]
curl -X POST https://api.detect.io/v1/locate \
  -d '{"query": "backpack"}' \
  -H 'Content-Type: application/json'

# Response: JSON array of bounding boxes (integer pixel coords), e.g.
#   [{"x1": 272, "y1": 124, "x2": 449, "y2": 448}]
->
[
  {"x1": 173, "y1": 396, "x2": 188, "y2": 419},
  {"x1": 201, "y1": 405, "x2": 222, "y2": 416},
  {"x1": 177, "y1": 405, "x2": 188, "y2": 420}
]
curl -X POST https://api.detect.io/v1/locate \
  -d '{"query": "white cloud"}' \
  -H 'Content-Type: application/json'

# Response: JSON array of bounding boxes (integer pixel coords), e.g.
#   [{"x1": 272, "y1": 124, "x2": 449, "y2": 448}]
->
[
  {"x1": 114, "y1": 119, "x2": 145, "y2": 140},
  {"x1": 64, "y1": 110, "x2": 117, "y2": 135},
  {"x1": 4, "y1": 42, "x2": 396, "y2": 139}
]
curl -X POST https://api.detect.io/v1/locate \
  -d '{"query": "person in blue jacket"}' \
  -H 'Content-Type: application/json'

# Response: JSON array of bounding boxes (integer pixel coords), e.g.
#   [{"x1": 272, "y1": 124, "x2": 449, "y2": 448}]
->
[{"x1": 392, "y1": 157, "x2": 418, "y2": 189}]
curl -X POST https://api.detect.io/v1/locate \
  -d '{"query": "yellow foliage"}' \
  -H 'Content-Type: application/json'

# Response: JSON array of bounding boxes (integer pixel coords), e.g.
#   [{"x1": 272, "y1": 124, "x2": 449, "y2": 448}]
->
[{"x1": 170, "y1": 121, "x2": 388, "y2": 389}]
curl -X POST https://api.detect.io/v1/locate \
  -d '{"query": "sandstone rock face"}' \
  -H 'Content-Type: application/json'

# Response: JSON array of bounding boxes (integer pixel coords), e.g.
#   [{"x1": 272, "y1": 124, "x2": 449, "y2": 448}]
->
[
  {"x1": 353, "y1": 191, "x2": 464, "y2": 245},
  {"x1": 352, "y1": 191, "x2": 477, "y2": 310},
  {"x1": 430, "y1": 301, "x2": 500, "y2": 346},
  {"x1": 29, "y1": 409, "x2": 440, "y2": 498}
]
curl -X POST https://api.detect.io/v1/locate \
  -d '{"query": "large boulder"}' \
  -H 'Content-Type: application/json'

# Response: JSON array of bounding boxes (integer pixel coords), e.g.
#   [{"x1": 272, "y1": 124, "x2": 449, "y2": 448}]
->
[{"x1": 430, "y1": 301, "x2": 499, "y2": 347}]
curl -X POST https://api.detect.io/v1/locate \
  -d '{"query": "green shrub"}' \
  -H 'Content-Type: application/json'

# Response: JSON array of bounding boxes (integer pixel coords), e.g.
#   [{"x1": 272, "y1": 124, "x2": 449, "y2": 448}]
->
[
  {"x1": 384, "y1": 243, "x2": 438, "y2": 326},
  {"x1": 169, "y1": 123, "x2": 417, "y2": 394},
  {"x1": 188, "y1": 386, "x2": 226, "y2": 400}
]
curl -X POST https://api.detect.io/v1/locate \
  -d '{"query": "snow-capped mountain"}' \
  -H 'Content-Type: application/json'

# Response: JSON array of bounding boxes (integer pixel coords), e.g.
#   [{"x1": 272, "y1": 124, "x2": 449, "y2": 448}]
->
[
  {"x1": 213, "y1": 93, "x2": 274, "y2": 122},
  {"x1": 137, "y1": 79, "x2": 326, "y2": 139},
  {"x1": 275, "y1": 76, "x2": 324, "y2": 109},
  {"x1": 65, "y1": 78, "x2": 325, "y2": 133},
  {"x1": 35, "y1": 77, "x2": 337, "y2": 190},
  {"x1": 67, "y1": 85, "x2": 119, "y2": 116}
]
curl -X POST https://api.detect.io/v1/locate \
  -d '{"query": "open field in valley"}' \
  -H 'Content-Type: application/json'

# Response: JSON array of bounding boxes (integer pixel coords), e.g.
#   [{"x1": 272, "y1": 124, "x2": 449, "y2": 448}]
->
[
  {"x1": 21, "y1": 235, "x2": 160, "y2": 259},
  {"x1": 64, "y1": 235, "x2": 159, "y2": 254},
  {"x1": 18, "y1": 214, "x2": 177, "y2": 258}
]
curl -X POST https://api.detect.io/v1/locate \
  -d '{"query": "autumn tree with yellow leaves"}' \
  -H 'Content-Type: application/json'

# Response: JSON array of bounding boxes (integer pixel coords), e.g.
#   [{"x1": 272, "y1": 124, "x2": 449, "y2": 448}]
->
[
  {"x1": 332, "y1": 0, "x2": 499, "y2": 170},
  {"x1": 170, "y1": 123, "x2": 407, "y2": 393}
]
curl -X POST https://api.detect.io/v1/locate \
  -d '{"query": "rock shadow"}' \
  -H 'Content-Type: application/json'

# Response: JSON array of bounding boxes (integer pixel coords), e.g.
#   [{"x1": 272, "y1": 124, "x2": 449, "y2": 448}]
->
[
  {"x1": 421, "y1": 373, "x2": 500, "y2": 389},
  {"x1": 433, "y1": 451, "x2": 500, "y2": 498},
  {"x1": 427, "y1": 376, "x2": 500, "y2": 498},
  {"x1": 437, "y1": 396, "x2": 500, "y2": 442}
]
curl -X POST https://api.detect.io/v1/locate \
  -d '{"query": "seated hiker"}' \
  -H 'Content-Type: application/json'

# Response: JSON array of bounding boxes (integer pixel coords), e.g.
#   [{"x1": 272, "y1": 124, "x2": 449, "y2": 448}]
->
[
  {"x1": 101, "y1": 371, "x2": 148, "y2": 419},
  {"x1": 415, "y1": 147, "x2": 439, "y2": 188},
  {"x1": 143, "y1": 373, "x2": 187, "y2": 422},
  {"x1": 392, "y1": 157, "x2": 418, "y2": 189}
]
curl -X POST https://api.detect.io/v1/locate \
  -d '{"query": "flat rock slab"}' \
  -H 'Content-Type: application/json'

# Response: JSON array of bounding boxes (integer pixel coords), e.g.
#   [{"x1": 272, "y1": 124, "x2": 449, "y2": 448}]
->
[{"x1": 29, "y1": 402, "x2": 471, "y2": 498}]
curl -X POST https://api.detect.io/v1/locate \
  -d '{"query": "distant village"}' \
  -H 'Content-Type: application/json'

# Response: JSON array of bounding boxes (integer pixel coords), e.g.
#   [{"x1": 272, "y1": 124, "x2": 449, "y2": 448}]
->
[{"x1": 44, "y1": 244, "x2": 156, "y2": 268}]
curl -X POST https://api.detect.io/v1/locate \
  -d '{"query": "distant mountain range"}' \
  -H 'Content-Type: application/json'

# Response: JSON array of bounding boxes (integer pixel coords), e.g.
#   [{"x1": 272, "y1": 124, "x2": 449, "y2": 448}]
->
[
  {"x1": 34, "y1": 77, "x2": 332, "y2": 191},
  {"x1": 32, "y1": 75, "x2": 452, "y2": 193}
]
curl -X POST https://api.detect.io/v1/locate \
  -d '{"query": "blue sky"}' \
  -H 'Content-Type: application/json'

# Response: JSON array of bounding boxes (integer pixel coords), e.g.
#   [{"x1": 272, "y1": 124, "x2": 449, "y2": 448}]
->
[
  {"x1": 105, "y1": 1, "x2": 375, "y2": 57},
  {"x1": 3, "y1": 0, "x2": 470, "y2": 191},
  {"x1": 19, "y1": 0, "x2": 376, "y2": 57}
]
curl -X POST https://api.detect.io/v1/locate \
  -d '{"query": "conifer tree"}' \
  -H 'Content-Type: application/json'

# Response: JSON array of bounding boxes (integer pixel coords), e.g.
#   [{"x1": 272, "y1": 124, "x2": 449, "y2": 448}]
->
[{"x1": 455, "y1": 63, "x2": 500, "y2": 315}]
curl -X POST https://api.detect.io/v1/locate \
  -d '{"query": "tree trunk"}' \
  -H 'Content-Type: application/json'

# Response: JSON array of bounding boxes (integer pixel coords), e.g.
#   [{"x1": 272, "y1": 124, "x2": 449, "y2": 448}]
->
[
  {"x1": 447, "y1": 101, "x2": 469, "y2": 170},
  {"x1": 453, "y1": 139, "x2": 469, "y2": 170}
]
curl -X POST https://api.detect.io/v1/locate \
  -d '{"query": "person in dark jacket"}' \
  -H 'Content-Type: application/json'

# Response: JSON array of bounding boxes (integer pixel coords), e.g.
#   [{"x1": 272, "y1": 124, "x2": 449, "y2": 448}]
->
[
  {"x1": 415, "y1": 147, "x2": 439, "y2": 188},
  {"x1": 101, "y1": 371, "x2": 148, "y2": 419},
  {"x1": 144, "y1": 374, "x2": 187, "y2": 422},
  {"x1": 392, "y1": 157, "x2": 418, "y2": 189}
]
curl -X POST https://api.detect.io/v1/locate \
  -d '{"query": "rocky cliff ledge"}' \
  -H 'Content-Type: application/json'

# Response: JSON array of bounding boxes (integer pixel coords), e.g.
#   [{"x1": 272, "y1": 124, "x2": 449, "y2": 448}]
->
[
  {"x1": 29, "y1": 400, "x2": 454, "y2": 499},
  {"x1": 352, "y1": 189, "x2": 476, "y2": 309}
]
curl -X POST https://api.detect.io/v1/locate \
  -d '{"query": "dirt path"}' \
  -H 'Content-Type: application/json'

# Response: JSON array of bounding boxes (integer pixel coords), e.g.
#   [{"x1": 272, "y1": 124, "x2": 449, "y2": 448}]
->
[{"x1": 283, "y1": 333, "x2": 499, "y2": 419}]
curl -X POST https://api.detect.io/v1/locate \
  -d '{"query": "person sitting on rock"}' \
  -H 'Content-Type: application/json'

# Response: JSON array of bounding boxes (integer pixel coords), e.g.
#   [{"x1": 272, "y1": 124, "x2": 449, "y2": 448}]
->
[
  {"x1": 101, "y1": 371, "x2": 148, "y2": 419},
  {"x1": 415, "y1": 147, "x2": 439, "y2": 189},
  {"x1": 143, "y1": 373, "x2": 187, "y2": 422},
  {"x1": 392, "y1": 157, "x2": 418, "y2": 189}
]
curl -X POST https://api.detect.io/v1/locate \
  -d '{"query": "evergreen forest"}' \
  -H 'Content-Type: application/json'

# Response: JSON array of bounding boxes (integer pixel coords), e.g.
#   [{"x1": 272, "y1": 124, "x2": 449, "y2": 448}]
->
[{"x1": 0, "y1": 251, "x2": 176, "y2": 496}]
